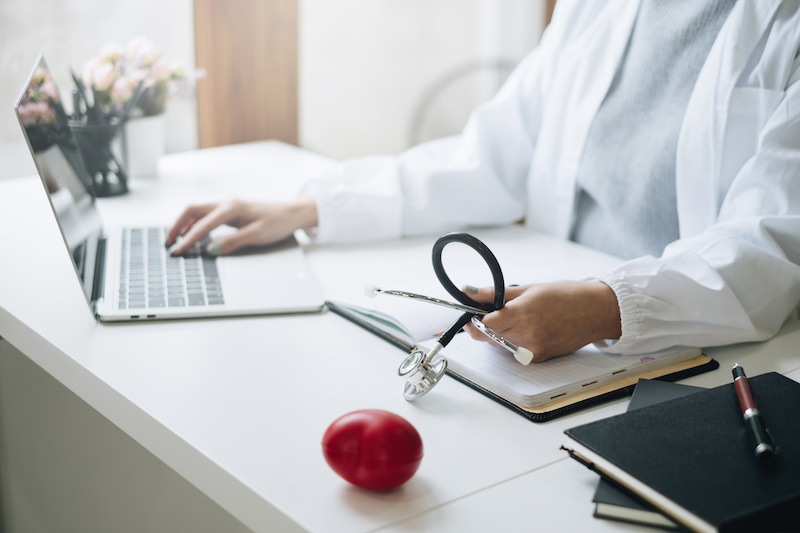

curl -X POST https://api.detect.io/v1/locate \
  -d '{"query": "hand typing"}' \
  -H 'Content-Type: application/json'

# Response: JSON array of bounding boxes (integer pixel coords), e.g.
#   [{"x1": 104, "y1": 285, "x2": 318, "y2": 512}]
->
[{"x1": 165, "y1": 198, "x2": 318, "y2": 256}]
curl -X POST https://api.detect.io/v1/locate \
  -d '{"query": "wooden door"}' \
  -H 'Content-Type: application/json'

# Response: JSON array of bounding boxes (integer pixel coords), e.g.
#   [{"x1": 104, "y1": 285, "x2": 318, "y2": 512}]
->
[{"x1": 194, "y1": 0, "x2": 298, "y2": 148}]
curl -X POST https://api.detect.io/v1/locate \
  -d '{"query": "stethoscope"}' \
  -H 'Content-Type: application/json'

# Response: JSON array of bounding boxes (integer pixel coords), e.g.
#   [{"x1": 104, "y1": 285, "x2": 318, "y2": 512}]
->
[{"x1": 367, "y1": 232, "x2": 534, "y2": 401}]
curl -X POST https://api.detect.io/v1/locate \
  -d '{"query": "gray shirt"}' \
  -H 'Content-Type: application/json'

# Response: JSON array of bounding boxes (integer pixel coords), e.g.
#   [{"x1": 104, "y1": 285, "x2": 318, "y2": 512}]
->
[{"x1": 570, "y1": 0, "x2": 736, "y2": 259}]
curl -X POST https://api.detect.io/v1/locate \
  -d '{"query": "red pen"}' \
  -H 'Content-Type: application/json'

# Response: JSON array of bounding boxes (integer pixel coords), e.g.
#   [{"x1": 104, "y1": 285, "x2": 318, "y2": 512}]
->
[{"x1": 732, "y1": 364, "x2": 776, "y2": 464}]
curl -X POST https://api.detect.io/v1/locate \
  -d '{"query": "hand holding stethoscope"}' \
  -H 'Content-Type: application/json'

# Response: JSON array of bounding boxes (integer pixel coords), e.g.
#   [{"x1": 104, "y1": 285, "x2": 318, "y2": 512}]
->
[{"x1": 367, "y1": 232, "x2": 534, "y2": 401}]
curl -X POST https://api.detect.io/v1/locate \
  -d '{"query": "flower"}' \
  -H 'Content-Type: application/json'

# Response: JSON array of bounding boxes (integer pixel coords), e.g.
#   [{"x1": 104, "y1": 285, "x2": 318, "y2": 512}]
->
[
  {"x1": 19, "y1": 67, "x2": 59, "y2": 126},
  {"x1": 78, "y1": 36, "x2": 202, "y2": 119},
  {"x1": 18, "y1": 66, "x2": 68, "y2": 151},
  {"x1": 85, "y1": 59, "x2": 116, "y2": 92},
  {"x1": 99, "y1": 42, "x2": 126, "y2": 63},
  {"x1": 109, "y1": 76, "x2": 136, "y2": 103},
  {"x1": 127, "y1": 35, "x2": 161, "y2": 68}
]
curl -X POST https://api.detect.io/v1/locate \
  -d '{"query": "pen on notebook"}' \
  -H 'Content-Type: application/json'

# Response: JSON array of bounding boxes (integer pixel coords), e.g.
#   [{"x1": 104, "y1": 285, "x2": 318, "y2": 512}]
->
[{"x1": 731, "y1": 364, "x2": 776, "y2": 464}]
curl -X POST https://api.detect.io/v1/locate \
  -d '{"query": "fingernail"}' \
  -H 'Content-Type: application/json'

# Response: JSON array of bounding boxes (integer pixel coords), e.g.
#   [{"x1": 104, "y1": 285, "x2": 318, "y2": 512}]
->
[
  {"x1": 463, "y1": 285, "x2": 478, "y2": 294},
  {"x1": 206, "y1": 242, "x2": 222, "y2": 256}
]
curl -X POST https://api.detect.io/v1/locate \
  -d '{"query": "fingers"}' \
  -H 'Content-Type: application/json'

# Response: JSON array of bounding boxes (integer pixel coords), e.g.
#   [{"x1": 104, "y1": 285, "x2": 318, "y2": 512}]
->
[
  {"x1": 464, "y1": 315, "x2": 544, "y2": 364},
  {"x1": 462, "y1": 284, "x2": 528, "y2": 345},
  {"x1": 165, "y1": 203, "x2": 217, "y2": 247},
  {"x1": 170, "y1": 202, "x2": 240, "y2": 256},
  {"x1": 208, "y1": 222, "x2": 267, "y2": 256}
]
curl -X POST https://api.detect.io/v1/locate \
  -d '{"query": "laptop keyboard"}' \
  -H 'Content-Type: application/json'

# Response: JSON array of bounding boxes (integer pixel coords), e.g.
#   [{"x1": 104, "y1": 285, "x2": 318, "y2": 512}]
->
[{"x1": 117, "y1": 227, "x2": 225, "y2": 310}]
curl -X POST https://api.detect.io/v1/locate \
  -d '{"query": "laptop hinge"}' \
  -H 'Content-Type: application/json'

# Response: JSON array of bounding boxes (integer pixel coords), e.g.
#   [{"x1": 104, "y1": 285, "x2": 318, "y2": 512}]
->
[{"x1": 92, "y1": 237, "x2": 107, "y2": 303}]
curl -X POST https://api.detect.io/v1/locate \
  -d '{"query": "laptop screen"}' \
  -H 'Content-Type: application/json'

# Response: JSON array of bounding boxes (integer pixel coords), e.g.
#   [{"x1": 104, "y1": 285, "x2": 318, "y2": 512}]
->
[{"x1": 14, "y1": 55, "x2": 104, "y2": 306}]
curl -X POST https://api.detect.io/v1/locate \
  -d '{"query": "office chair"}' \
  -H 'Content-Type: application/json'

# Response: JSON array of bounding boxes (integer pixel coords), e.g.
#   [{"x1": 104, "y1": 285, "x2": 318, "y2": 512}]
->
[{"x1": 408, "y1": 58, "x2": 517, "y2": 148}]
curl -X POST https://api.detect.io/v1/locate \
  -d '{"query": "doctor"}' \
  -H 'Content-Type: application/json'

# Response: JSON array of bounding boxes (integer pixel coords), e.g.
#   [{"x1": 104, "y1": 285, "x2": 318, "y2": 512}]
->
[{"x1": 167, "y1": 0, "x2": 800, "y2": 362}]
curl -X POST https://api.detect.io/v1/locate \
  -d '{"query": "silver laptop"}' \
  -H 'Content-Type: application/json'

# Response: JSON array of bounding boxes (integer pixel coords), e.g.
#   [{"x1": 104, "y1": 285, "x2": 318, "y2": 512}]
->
[{"x1": 15, "y1": 55, "x2": 325, "y2": 321}]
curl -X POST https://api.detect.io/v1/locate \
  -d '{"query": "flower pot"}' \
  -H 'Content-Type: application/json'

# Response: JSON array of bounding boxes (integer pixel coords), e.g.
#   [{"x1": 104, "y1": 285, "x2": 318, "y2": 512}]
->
[{"x1": 124, "y1": 114, "x2": 165, "y2": 178}]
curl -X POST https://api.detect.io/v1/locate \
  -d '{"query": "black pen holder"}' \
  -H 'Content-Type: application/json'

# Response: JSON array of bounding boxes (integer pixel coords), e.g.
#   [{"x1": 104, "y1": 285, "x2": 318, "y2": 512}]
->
[{"x1": 69, "y1": 121, "x2": 128, "y2": 197}]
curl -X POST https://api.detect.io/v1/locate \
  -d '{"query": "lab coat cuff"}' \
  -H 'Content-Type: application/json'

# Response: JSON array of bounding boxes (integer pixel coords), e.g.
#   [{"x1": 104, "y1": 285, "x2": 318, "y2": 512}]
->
[
  {"x1": 592, "y1": 273, "x2": 643, "y2": 355},
  {"x1": 301, "y1": 189, "x2": 336, "y2": 244},
  {"x1": 298, "y1": 156, "x2": 406, "y2": 244}
]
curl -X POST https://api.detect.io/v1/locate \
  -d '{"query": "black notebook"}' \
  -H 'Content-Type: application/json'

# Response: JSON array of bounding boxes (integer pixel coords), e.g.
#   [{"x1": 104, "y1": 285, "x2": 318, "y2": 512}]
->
[
  {"x1": 592, "y1": 379, "x2": 706, "y2": 530},
  {"x1": 563, "y1": 372, "x2": 800, "y2": 533}
]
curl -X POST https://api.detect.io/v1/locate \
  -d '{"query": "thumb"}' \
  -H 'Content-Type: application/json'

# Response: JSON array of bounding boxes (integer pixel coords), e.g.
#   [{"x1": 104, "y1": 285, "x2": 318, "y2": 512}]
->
[{"x1": 205, "y1": 225, "x2": 261, "y2": 256}]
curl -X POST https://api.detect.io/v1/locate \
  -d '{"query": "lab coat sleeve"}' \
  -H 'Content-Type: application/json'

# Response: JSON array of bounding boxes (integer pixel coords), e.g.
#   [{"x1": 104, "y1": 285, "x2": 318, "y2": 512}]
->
[
  {"x1": 598, "y1": 56, "x2": 800, "y2": 355},
  {"x1": 298, "y1": 5, "x2": 577, "y2": 245}
]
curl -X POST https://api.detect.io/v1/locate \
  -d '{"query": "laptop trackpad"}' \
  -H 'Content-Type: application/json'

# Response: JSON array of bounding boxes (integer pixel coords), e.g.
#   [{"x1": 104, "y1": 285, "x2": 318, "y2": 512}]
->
[{"x1": 216, "y1": 241, "x2": 324, "y2": 313}]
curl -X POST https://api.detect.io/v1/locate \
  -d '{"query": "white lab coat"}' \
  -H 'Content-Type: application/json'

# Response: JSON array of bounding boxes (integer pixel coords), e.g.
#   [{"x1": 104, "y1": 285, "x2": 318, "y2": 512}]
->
[{"x1": 302, "y1": 0, "x2": 800, "y2": 355}]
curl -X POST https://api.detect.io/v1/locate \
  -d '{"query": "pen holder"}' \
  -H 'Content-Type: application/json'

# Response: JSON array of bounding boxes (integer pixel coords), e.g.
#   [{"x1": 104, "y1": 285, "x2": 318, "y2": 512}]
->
[{"x1": 69, "y1": 121, "x2": 128, "y2": 197}]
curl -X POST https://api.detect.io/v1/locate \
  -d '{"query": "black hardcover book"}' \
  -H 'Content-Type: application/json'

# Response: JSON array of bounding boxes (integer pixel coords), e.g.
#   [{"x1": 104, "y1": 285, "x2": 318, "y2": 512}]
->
[
  {"x1": 592, "y1": 379, "x2": 706, "y2": 530},
  {"x1": 563, "y1": 372, "x2": 800, "y2": 533}
]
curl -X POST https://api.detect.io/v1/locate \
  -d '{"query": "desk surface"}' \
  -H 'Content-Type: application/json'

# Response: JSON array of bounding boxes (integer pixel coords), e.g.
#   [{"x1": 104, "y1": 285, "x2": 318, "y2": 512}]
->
[{"x1": 1, "y1": 141, "x2": 799, "y2": 532}]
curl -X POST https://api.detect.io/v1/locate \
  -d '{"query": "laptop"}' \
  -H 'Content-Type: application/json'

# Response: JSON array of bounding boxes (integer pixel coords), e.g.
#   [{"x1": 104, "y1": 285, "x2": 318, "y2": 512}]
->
[{"x1": 15, "y1": 55, "x2": 326, "y2": 321}]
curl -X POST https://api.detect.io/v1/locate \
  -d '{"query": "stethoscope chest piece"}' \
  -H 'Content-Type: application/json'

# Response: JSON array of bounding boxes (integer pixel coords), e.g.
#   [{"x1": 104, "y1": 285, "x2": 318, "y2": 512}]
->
[{"x1": 399, "y1": 347, "x2": 448, "y2": 401}]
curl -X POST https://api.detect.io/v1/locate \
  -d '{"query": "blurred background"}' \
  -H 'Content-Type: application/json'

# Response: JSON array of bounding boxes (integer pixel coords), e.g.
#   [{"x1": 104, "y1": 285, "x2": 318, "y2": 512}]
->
[{"x1": 0, "y1": 0, "x2": 551, "y2": 180}]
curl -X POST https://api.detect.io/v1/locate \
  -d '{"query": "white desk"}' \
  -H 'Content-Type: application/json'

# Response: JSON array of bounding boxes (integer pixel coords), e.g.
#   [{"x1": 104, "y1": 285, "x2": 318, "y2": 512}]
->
[{"x1": 1, "y1": 141, "x2": 798, "y2": 532}]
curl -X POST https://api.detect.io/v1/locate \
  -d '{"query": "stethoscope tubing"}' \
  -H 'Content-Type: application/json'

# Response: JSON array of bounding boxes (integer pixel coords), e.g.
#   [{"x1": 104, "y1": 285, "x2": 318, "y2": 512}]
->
[{"x1": 431, "y1": 232, "x2": 505, "y2": 313}]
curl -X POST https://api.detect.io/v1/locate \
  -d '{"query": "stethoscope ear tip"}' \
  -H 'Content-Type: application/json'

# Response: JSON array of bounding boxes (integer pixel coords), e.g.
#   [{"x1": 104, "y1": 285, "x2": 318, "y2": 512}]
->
[
  {"x1": 364, "y1": 284, "x2": 379, "y2": 298},
  {"x1": 515, "y1": 347, "x2": 534, "y2": 366}
]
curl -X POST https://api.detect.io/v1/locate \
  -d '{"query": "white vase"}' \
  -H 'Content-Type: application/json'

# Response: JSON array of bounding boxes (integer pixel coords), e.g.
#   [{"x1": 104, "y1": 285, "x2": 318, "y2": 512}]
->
[{"x1": 124, "y1": 114, "x2": 165, "y2": 178}]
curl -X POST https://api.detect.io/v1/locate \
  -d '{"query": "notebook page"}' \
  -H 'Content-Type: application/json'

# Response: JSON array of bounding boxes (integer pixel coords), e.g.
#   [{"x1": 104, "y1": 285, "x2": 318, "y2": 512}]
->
[{"x1": 339, "y1": 296, "x2": 462, "y2": 345}]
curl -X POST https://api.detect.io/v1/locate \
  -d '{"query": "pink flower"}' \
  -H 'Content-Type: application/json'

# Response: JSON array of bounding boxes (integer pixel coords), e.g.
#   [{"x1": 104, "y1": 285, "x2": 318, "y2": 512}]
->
[
  {"x1": 127, "y1": 35, "x2": 161, "y2": 68},
  {"x1": 91, "y1": 62, "x2": 116, "y2": 92},
  {"x1": 35, "y1": 101, "x2": 55, "y2": 123},
  {"x1": 18, "y1": 102, "x2": 38, "y2": 125},
  {"x1": 82, "y1": 57, "x2": 116, "y2": 92},
  {"x1": 110, "y1": 76, "x2": 135, "y2": 104},
  {"x1": 77, "y1": 36, "x2": 201, "y2": 118},
  {"x1": 41, "y1": 80, "x2": 58, "y2": 101},
  {"x1": 148, "y1": 59, "x2": 173, "y2": 83}
]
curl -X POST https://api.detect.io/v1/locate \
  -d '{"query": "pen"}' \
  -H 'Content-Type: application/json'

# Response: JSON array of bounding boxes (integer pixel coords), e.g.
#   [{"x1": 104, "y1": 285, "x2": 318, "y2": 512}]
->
[{"x1": 732, "y1": 364, "x2": 776, "y2": 464}]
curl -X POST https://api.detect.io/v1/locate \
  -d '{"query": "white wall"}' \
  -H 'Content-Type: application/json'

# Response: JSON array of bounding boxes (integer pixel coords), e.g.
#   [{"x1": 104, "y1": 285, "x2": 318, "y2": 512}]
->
[
  {"x1": 299, "y1": 0, "x2": 544, "y2": 159},
  {"x1": 0, "y1": 0, "x2": 544, "y2": 175},
  {"x1": 0, "y1": 0, "x2": 197, "y2": 179}
]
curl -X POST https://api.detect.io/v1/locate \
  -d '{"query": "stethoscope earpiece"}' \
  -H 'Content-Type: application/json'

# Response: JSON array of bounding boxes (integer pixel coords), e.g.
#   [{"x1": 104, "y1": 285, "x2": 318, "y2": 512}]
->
[{"x1": 364, "y1": 284, "x2": 380, "y2": 298}]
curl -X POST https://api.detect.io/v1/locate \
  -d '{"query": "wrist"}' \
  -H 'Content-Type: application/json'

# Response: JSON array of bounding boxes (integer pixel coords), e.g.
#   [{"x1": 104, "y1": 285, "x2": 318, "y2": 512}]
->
[
  {"x1": 588, "y1": 280, "x2": 622, "y2": 341},
  {"x1": 292, "y1": 197, "x2": 318, "y2": 230}
]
